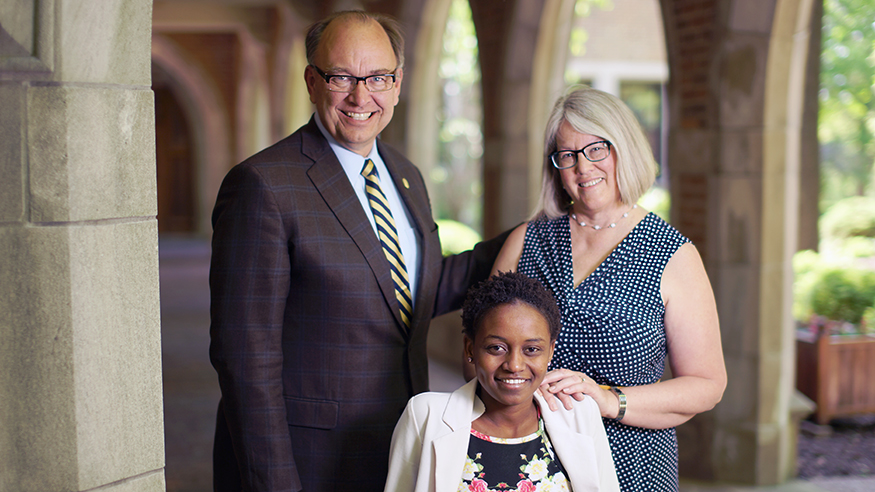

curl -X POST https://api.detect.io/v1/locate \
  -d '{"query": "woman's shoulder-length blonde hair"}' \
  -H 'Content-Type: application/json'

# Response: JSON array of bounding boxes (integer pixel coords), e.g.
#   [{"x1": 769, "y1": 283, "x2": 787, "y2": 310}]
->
[{"x1": 533, "y1": 85, "x2": 658, "y2": 220}]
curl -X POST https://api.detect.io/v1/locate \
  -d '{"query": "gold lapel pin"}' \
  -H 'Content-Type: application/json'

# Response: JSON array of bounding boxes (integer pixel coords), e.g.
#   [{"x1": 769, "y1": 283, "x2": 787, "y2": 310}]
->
[{"x1": 402, "y1": 178, "x2": 410, "y2": 189}]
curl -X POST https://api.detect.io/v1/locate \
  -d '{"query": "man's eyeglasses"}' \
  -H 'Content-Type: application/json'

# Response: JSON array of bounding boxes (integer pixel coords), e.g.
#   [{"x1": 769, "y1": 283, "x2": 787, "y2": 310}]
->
[
  {"x1": 549, "y1": 140, "x2": 612, "y2": 169},
  {"x1": 310, "y1": 65, "x2": 397, "y2": 93}
]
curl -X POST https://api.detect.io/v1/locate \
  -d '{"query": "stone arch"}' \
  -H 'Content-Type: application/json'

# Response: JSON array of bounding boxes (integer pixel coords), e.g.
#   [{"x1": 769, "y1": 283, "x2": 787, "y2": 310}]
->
[
  {"x1": 235, "y1": 29, "x2": 272, "y2": 161},
  {"x1": 405, "y1": 0, "x2": 454, "y2": 199},
  {"x1": 152, "y1": 35, "x2": 233, "y2": 235},
  {"x1": 274, "y1": 5, "x2": 312, "y2": 139},
  {"x1": 759, "y1": 0, "x2": 816, "y2": 481},
  {"x1": 153, "y1": 62, "x2": 196, "y2": 232},
  {"x1": 658, "y1": 0, "x2": 817, "y2": 483},
  {"x1": 469, "y1": 0, "x2": 554, "y2": 236},
  {"x1": 476, "y1": 0, "x2": 669, "y2": 231},
  {"x1": 1, "y1": 1, "x2": 164, "y2": 487},
  {"x1": 527, "y1": 0, "x2": 577, "y2": 211}
]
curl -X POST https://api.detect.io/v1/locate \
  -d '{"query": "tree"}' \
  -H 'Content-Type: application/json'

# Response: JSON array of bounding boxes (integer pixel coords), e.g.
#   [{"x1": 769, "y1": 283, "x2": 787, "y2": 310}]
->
[
  {"x1": 434, "y1": 0, "x2": 483, "y2": 231},
  {"x1": 819, "y1": 0, "x2": 875, "y2": 208}
]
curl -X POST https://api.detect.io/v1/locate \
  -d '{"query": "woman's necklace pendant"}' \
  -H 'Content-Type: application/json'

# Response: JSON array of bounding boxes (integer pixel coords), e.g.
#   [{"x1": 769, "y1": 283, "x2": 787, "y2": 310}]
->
[{"x1": 571, "y1": 204, "x2": 637, "y2": 231}]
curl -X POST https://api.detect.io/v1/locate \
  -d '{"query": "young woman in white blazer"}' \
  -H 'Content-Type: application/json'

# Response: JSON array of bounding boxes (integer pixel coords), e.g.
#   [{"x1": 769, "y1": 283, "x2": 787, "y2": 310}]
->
[{"x1": 385, "y1": 272, "x2": 619, "y2": 492}]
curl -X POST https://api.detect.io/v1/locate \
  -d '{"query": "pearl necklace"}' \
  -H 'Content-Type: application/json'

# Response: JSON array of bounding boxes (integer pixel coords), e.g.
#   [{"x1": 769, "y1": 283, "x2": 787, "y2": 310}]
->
[{"x1": 570, "y1": 204, "x2": 637, "y2": 231}]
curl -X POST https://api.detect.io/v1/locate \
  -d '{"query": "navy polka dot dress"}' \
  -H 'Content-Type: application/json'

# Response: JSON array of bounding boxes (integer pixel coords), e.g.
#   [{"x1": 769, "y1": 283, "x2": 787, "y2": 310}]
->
[{"x1": 518, "y1": 212, "x2": 689, "y2": 492}]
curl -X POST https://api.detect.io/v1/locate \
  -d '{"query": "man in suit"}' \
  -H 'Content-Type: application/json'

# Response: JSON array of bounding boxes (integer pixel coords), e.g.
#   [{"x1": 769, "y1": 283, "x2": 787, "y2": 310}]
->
[{"x1": 209, "y1": 10, "x2": 505, "y2": 492}]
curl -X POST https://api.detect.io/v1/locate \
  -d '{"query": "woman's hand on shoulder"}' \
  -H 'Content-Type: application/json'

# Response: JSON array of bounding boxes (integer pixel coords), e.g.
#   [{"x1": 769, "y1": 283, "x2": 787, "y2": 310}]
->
[
  {"x1": 490, "y1": 222, "x2": 528, "y2": 276},
  {"x1": 538, "y1": 369, "x2": 620, "y2": 419}
]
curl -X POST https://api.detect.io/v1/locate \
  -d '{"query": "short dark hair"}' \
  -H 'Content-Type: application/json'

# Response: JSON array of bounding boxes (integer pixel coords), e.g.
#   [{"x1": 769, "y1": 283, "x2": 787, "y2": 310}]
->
[
  {"x1": 461, "y1": 272, "x2": 561, "y2": 342},
  {"x1": 305, "y1": 10, "x2": 405, "y2": 69}
]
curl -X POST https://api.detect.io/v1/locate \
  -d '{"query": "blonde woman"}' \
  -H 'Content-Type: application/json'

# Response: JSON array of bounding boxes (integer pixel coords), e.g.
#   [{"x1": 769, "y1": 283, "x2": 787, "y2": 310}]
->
[{"x1": 490, "y1": 86, "x2": 727, "y2": 491}]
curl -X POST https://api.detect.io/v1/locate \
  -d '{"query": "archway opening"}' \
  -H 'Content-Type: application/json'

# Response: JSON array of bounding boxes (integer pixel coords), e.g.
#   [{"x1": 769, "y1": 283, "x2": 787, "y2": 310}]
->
[
  {"x1": 793, "y1": 1, "x2": 875, "y2": 477},
  {"x1": 431, "y1": 0, "x2": 484, "y2": 236},
  {"x1": 153, "y1": 62, "x2": 196, "y2": 233}
]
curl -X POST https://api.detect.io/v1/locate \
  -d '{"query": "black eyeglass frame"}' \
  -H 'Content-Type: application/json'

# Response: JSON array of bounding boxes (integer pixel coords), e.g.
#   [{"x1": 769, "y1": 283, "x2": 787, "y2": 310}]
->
[
  {"x1": 309, "y1": 65, "x2": 398, "y2": 93},
  {"x1": 549, "y1": 140, "x2": 613, "y2": 170}
]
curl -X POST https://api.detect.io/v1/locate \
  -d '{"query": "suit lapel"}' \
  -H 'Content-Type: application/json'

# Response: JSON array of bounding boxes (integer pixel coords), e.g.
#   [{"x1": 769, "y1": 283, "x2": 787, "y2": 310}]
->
[
  {"x1": 302, "y1": 123, "x2": 408, "y2": 335},
  {"x1": 383, "y1": 154, "x2": 432, "y2": 237}
]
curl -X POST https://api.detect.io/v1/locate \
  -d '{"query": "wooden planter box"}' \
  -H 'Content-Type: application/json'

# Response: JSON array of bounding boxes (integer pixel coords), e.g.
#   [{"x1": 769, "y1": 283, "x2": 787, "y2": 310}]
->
[{"x1": 796, "y1": 323, "x2": 875, "y2": 424}]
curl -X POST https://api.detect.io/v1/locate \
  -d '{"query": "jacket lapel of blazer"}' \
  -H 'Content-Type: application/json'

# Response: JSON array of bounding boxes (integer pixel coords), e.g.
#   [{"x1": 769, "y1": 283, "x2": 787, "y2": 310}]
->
[
  {"x1": 301, "y1": 122, "x2": 408, "y2": 335},
  {"x1": 433, "y1": 380, "x2": 483, "y2": 492},
  {"x1": 535, "y1": 395, "x2": 601, "y2": 491}
]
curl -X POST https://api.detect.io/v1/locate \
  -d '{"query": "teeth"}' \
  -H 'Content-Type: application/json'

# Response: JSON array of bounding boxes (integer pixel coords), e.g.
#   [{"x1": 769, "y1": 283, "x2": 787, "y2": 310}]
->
[
  {"x1": 580, "y1": 177, "x2": 603, "y2": 187},
  {"x1": 343, "y1": 111, "x2": 372, "y2": 120},
  {"x1": 501, "y1": 379, "x2": 527, "y2": 385}
]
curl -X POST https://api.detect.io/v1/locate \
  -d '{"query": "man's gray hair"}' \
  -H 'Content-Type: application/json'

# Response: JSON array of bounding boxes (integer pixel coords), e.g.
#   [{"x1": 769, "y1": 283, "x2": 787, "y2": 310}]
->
[{"x1": 305, "y1": 10, "x2": 405, "y2": 69}]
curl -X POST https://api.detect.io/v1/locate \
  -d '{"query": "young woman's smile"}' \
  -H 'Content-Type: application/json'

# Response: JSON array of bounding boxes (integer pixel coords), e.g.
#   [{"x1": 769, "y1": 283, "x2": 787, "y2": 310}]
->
[{"x1": 465, "y1": 301, "x2": 555, "y2": 411}]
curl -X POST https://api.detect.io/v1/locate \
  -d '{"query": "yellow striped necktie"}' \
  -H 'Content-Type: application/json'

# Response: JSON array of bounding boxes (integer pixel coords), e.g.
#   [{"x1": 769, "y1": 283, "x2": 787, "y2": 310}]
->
[{"x1": 361, "y1": 159, "x2": 413, "y2": 329}]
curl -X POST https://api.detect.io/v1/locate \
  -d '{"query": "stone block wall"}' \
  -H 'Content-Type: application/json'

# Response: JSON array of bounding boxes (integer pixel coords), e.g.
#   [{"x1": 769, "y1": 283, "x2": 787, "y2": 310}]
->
[{"x1": 0, "y1": 1, "x2": 165, "y2": 491}]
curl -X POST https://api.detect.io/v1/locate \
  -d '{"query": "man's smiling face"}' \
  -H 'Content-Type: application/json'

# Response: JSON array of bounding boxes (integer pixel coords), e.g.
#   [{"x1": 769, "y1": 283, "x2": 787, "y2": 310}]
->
[{"x1": 305, "y1": 17, "x2": 403, "y2": 157}]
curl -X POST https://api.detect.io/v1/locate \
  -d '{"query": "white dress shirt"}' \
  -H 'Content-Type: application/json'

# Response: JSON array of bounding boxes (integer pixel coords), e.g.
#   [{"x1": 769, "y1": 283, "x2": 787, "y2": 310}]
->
[{"x1": 314, "y1": 113, "x2": 420, "y2": 302}]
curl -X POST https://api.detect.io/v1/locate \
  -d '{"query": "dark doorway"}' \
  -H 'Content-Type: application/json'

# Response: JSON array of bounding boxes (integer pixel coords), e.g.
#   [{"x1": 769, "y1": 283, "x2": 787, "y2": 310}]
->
[{"x1": 153, "y1": 63, "x2": 196, "y2": 233}]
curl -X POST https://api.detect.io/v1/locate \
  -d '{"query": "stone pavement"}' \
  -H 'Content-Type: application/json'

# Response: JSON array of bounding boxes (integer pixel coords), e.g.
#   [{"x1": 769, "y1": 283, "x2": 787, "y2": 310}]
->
[
  {"x1": 160, "y1": 236, "x2": 216, "y2": 492},
  {"x1": 158, "y1": 236, "x2": 875, "y2": 492},
  {"x1": 680, "y1": 477, "x2": 875, "y2": 492}
]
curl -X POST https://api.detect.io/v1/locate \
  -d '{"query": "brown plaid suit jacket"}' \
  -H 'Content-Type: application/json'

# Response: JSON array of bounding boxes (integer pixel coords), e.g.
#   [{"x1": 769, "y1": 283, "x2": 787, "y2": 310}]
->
[{"x1": 209, "y1": 118, "x2": 504, "y2": 492}]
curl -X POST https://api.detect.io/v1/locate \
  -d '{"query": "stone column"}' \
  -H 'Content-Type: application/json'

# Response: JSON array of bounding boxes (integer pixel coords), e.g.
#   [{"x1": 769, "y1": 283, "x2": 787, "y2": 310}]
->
[
  {"x1": 665, "y1": 0, "x2": 816, "y2": 484},
  {"x1": 470, "y1": 0, "x2": 548, "y2": 236},
  {"x1": 798, "y1": 0, "x2": 821, "y2": 252},
  {"x1": 0, "y1": 1, "x2": 165, "y2": 491}
]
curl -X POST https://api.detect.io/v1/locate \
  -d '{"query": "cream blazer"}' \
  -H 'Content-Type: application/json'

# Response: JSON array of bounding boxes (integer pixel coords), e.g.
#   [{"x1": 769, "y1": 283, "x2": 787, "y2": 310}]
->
[{"x1": 384, "y1": 379, "x2": 620, "y2": 492}]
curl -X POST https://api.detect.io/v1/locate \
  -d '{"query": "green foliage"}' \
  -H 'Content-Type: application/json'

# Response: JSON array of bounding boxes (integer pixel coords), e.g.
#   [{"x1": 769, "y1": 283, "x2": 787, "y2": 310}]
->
[
  {"x1": 432, "y1": 0, "x2": 483, "y2": 231},
  {"x1": 568, "y1": 0, "x2": 614, "y2": 57},
  {"x1": 638, "y1": 186, "x2": 670, "y2": 222},
  {"x1": 439, "y1": 0, "x2": 480, "y2": 86},
  {"x1": 793, "y1": 0, "x2": 875, "y2": 331},
  {"x1": 810, "y1": 267, "x2": 875, "y2": 324},
  {"x1": 568, "y1": 27, "x2": 589, "y2": 57},
  {"x1": 574, "y1": 0, "x2": 613, "y2": 16},
  {"x1": 794, "y1": 249, "x2": 875, "y2": 325},
  {"x1": 436, "y1": 219, "x2": 482, "y2": 256},
  {"x1": 831, "y1": 236, "x2": 875, "y2": 258},
  {"x1": 818, "y1": 0, "x2": 875, "y2": 206},
  {"x1": 819, "y1": 195, "x2": 875, "y2": 240},
  {"x1": 622, "y1": 84, "x2": 662, "y2": 131},
  {"x1": 863, "y1": 306, "x2": 875, "y2": 334},
  {"x1": 793, "y1": 250, "x2": 827, "y2": 321}
]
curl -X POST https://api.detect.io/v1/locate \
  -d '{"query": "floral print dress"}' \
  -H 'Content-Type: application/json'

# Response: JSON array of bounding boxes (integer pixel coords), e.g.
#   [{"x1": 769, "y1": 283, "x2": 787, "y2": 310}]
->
[{"x1": 460, "y1": 418, "x2": 571, "y2": 492}]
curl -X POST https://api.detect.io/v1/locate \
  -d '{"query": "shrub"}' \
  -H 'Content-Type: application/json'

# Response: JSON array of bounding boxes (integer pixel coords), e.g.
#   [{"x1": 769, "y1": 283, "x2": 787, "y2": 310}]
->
[
  {"x1": 863, "y1": 306, "x2": 875, "y2": 335},
  {"x1": 820, "y1": 196, "x2": 875, "y2": 241},
  {"x1": 436, "y1": 219, "x2": 481, "y2": 256},
  {"x1": 833, "y1": 236, "x2": 875, "y2": 258},
  {"x1": 793, "y1": 250, "x2": 825, "y2": 322},
  {"x1": 809, "y1": 267, "x2": 875, "y2": 325}
]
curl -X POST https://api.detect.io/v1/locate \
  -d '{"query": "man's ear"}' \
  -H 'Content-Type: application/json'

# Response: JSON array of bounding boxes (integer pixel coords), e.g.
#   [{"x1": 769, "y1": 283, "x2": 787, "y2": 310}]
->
[
  {"x1": 304, "y1": 65, "x2": 318, "y2": 104},
  {"x1": 392, "y1": 68, "x2": 403, "y2": 106}
]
